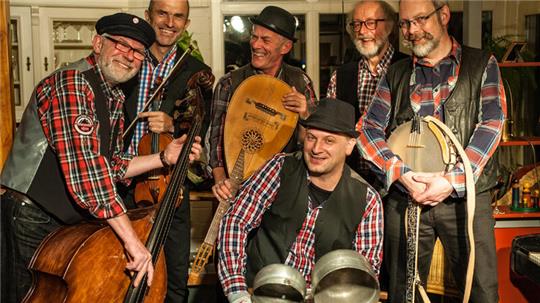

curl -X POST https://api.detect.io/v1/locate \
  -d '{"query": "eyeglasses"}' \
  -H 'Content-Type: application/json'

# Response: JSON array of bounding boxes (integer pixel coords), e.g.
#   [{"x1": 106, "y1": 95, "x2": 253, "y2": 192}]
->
[
  {"x1": 398, "y1": 6, "x2": 443, "y2": 30},
  {"x1": 101, "y1": 34, "x2": 146, "y2": 61},
  {"x1": 348, "y1": 19, "x2": 386, "y2": 31}
]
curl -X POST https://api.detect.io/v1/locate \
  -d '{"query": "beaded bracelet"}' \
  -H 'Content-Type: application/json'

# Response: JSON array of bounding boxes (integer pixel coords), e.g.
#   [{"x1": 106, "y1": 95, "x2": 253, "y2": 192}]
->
[{"x1": 159, "y1": 150, "x2": 169, "y2": 167}]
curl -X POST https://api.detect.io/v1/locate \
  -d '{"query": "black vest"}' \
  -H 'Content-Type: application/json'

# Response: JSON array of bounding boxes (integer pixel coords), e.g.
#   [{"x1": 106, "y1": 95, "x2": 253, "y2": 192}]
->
[
  {"x1": 335, "y1": 51, "x2": 408, "y2": 121},
  {"x1": 1, "y1": 60, "x2": 116, "y2": 224},
  {"x1": 244, "y1": 152, "x2": 369, "y2": 286},
  {"x1": 121, "y1": 54, "x2": 213, "y2": 149},
  {"x1": 230, "y1": 63, "x2": 310, "y2": 153},
  {"x1": 385, "y1": 46, "x2": 499, "y2": 193}
]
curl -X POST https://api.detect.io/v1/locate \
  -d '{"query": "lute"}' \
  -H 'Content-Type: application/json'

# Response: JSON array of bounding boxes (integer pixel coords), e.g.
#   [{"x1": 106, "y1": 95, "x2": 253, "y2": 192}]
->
[{"x1": 188, "y1": 74, "x2": 297, "y2": 284}]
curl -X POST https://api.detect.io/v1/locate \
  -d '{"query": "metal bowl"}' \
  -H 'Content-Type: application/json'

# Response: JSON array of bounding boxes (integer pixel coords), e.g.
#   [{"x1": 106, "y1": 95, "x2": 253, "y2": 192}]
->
[
  {"x1": 252, "y1": 264, "x2": 306, "y2": 303},
  {"x1": 311, "y1": 250, "x2": 379, "y2": 303}
]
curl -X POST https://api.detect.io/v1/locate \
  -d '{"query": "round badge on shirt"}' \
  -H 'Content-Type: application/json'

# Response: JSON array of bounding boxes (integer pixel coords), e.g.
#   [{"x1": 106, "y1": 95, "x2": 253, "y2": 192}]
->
[{"x1": 74, "y1": 114, "x2": 94, "y2": 135}]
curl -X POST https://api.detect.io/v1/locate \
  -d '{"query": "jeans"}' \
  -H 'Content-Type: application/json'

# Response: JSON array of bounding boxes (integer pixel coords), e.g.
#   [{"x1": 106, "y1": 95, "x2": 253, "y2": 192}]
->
[
  {"x1": 384, "y1": 189, "x2": 499, "y2": 303},
  {"x1": 1, "y1": 189, "x2": 62, "y2": 303}
]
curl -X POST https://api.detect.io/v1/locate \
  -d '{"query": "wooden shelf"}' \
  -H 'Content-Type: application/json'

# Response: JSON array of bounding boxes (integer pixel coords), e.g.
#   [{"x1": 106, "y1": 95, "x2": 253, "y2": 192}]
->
[
  {"x1": 493, "y1": 205, "x2": 540, "y2": 219},
  {"x1": 500, "y1": 137, "x2": 540, "y2": 146},
  {"x1": 499, "y1": 62, "x2": 540, "y2": 67}
]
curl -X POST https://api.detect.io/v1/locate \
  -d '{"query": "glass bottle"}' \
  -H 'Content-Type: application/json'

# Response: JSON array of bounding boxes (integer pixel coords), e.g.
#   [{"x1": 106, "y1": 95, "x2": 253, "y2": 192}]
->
[
  {"x1": 522, "y1": 182, "x2": 531, "y2": 208},
  {"x1": 511, "y1": 179, "x2": 520, "y2": 209},
  {"x1": 531, "y1": 189, "x2": 540, "y2": 208}
]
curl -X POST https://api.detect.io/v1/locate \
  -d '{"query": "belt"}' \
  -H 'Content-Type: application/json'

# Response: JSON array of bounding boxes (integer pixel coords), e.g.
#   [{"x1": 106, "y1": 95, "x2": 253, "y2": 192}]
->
[{"x1": 1, "y1": 187, "x2": 36, "y2": 205}]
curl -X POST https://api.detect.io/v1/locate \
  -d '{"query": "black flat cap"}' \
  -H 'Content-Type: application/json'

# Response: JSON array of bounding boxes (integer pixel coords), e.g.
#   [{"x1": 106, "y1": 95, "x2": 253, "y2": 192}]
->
[
  {"x1": 96, "y1": 13, "x2": 155, "y2": 48},
  {"x1": 299, "y1": 98, "x2": 359, "y2": 138},
  {"x1": 250, "y1": 6, "x2": 297, "y2": 42}
]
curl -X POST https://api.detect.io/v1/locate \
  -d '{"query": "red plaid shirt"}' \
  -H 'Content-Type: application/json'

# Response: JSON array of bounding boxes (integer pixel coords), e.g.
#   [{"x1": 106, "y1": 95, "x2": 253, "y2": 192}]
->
[
  {"x1": 35, "y1": 54, "x2": 131, "y2": 219},
  {"x1": 217, "y1": 153, "x2": 383, "y2": 296}
]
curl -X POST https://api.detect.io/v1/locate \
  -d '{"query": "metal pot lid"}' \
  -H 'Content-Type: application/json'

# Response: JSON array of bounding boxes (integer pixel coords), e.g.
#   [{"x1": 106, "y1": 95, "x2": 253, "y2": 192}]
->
[
  {"x1": 252, "y1": 264, "x2": 306, "y2": 302},
  {"x1": 312, "y1": 250, "x2": 379, "y2": 303}
]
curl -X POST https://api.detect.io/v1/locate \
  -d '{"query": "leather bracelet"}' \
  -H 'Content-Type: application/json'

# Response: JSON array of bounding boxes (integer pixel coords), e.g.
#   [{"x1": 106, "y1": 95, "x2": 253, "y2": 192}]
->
[{"x1": 159, "y1": 150, "x2": 169, "y2": 167}]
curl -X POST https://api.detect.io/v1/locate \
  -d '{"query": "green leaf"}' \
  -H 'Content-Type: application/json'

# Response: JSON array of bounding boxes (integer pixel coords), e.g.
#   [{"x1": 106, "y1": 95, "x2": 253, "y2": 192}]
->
[{"x1": 177, "y1": 30, "x2": 205, "y2": 63}]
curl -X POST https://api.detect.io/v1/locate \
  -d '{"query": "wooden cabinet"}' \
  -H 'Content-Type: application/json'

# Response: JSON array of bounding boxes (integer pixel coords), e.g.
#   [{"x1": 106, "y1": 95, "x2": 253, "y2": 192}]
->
[
  {"x1": 9, "y1": 6, "x2": 33, "y2": 121},
  {"x1": 8, "y1": 5, "x2": 118, "y2": 121},
  {"x1": 36, "y1": 7, "x2": 117, "y2": 80}
]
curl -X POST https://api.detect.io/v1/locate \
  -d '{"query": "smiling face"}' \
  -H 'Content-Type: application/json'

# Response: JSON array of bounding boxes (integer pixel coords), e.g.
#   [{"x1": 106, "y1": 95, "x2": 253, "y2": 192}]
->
[
  {"x1": 350, "y1": 1, "x2": 392, "y2": 59},
  {"x1": 249, "y1": 25, "x2": 292, "y2": 76},
  {"x1": 93, "y1": 34, "x2": 144, "y2": 85},
  {"x1": 145, "y1": 0, "x2": 190, "y2": 50},
  {"x1": 303, "y1": 128, "x2": 356, "y2": 179},
  {"x1": 399, "y1": 0, "x2": 448, "y2": 58}
]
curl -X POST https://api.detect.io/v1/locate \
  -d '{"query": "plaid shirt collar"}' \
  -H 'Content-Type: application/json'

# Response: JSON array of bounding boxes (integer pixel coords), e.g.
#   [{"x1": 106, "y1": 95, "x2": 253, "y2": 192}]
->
[
  {"x1": 359, "y1": 43, "x2": 395, "y2": 76},
  {"x1": 146, "y1": 44, "x2": 178, "y2": 67}
]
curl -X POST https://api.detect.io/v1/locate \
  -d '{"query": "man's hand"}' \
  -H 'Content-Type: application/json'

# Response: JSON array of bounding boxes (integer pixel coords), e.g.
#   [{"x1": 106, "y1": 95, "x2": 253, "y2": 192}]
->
[
  {"x1": 138, "y1": 111, "x2": 174, "y2": 133},
  {"x1": 412, "y1": 173, "x2": 453, "y2": 206},
  {"x1": 398, "y1": 171, "x2": 427, "y2": 199},
  {"x1": 282, "y1": 86, "x2": 309, "y2": 119},
  {"x1": 212, "y1": 178, "x2": 237, "y2": 203},
  {"x1": 124, "y1": 235, "x2": 154, "y2": 288},
  {"x1": 163, "y1": 134, "x2": 202, "y2": 165},
  {"x1": 107, "y1": 214, "x2": 153, "y2": 288}
]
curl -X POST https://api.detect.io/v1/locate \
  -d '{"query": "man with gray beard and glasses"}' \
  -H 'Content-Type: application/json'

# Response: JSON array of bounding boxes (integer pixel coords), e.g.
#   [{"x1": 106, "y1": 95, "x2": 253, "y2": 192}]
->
[
  {"x1": 327, "y1": 0, "x2": 406, "y2": 179},
  {"x1": 357, "y1": 0, "x2": 505, "y2": 301},
  {"x1": 1, "y1": 13, "x2": 203, "y2": 303}
]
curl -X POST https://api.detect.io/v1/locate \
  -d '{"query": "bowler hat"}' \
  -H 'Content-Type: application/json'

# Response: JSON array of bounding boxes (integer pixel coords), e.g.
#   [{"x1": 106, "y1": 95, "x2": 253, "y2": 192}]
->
[
  {"x1": 250, "y1": 6, "x2": 297, "y2": 42},
  {"x1": 96, "y1": 13, "x2": 155, "y2": 48},
  {"x1": 299, "y1": 98, "x2": 360, "y2": 137}
]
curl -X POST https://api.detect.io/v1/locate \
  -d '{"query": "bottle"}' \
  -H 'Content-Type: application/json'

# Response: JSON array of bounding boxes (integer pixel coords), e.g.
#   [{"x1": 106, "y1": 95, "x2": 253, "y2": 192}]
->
[
  {"x1": 511, "y1": 179, "x2": 520, "y2": 209},
  {"x1": 531, "y1": 189, "x2": 540, "y2": 208},
  {"x1": 522, "y1": 182, "x2": 531, "y2": 208}
]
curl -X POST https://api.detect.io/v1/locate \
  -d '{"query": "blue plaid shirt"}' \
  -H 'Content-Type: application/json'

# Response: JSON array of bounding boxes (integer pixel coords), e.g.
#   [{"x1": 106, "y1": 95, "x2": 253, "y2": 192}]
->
[{"x1": 127, "y1": 45, "x2": 178, "y2": 154}]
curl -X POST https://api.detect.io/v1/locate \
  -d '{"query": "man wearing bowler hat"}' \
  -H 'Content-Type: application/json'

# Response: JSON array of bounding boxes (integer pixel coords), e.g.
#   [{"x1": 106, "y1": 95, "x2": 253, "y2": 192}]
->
[
  {"x1": 210, "y1": 6, "x2": 317, "y2": 202},
  {"x1": 217, "y1": 99, "x2": 383, "y2": 303},
  {"x1": 1, "y1": 12, "x2": 202, "y2": 302}
]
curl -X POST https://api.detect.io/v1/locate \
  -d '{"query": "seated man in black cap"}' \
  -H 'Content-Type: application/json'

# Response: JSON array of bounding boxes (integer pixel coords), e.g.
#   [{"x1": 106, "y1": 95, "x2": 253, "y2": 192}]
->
[
  {"x1": 0, "y1": 12, "x2": 202, "y2": 303},
  {"x1": 210, "y1": 5, "x2": 317, "y2": 202},
  {"x1": 217, "y1": 99, "x2": 383, "y2": 303}
]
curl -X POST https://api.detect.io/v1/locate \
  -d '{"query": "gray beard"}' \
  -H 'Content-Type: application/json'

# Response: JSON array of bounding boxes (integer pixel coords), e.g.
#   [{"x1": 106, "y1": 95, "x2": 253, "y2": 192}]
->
[
  {"x1": 99, "y1": 57, "x2": 137, "y2": 85},
  {"x1": 402, "y1": 32, "x2": 439, "y2": 58},
  {"x1": 354, "y1": 38, "x2": 385, "y2": 59}
]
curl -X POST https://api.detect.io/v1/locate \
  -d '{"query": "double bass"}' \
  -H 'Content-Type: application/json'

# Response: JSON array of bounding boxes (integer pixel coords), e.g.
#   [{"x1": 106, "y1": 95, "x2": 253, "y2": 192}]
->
[{"x1": 23, "y1": 61, "x2": 205, "y2": 303}]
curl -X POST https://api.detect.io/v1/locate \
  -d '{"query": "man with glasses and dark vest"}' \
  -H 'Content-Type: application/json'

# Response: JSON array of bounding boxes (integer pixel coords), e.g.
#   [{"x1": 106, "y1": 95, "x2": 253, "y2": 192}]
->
[
  {"x1": 209, "y1": 6, "x2": 317, "y2": 202},
  {"x1": 0, "y1": 13, "x2": 202, "y2": 303},
  {"x1": 327, "y1": 0, "x2": 406, "y2": 180},
  {"x1": 217, "y1": 99, "x2": 383, "y2": 303},
  {"x1": 357, "y1": 0, "x2": 505, "y2": 301}
]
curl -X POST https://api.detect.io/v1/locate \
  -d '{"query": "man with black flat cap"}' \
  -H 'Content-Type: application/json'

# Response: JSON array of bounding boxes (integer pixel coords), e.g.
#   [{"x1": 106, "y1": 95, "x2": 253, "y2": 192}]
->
[
  {"x1": 217, "y1": 99, "x2": 383, "y2": 303},
  {"x1": 1, "y1": 12, "x2": 202, "y2": 303},
  {"x1": 210, "y1": 5, "x2": 317, "y2": 202}
]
